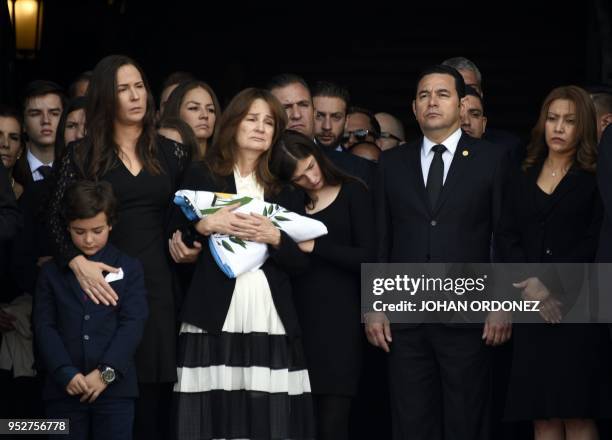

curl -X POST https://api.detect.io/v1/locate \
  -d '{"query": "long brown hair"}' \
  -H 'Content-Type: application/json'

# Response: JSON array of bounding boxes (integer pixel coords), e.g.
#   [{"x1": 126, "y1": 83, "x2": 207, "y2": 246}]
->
[
  {"x1": 205, "y1": 88, "x2": 287, "y2": 194},
  {"x1": 162, "y1": 80, "x2": 221, "y2": 161},
  {"x1": 523, "y1": 85, "x2": 598, "y2": 173},
  {"x1": 74, "y1": 54, "x2": 161, "y2": 178}
]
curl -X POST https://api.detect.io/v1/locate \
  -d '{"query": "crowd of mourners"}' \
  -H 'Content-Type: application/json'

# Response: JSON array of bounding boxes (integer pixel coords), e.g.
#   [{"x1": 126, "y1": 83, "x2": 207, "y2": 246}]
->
[{"x1": 1, "y1": 54, "x2": 612, "y2": 440}]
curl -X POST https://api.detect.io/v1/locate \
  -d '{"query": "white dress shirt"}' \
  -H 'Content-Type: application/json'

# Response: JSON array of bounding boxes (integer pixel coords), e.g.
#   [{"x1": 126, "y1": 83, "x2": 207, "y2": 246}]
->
[
  {"x1": 27, "y1": 149, "x2": 53, "y2": 181},
  {"x1": 420, "y1": 128, "x2": 462, "y2": 185}
]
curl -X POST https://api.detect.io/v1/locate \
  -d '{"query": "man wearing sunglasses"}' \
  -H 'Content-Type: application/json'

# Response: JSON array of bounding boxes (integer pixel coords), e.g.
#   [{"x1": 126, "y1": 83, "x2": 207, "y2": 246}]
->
[
  {"x1": 342, "y1": 107, "x2": 382, "y2": 150},
  {"x1": 375, "y1": 112, "x2": 406, "y2": 150}
]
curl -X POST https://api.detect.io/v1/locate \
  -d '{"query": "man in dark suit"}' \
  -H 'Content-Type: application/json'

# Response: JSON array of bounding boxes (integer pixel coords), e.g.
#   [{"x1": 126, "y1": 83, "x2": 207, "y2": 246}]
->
[{"x1": 366, "y1": 65, "x2": 511, "y2": 440}]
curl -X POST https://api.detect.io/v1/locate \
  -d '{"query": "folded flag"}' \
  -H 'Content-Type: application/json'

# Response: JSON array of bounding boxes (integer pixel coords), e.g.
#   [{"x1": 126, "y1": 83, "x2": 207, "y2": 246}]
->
[{"x1": 174, "y1": 190, "x2": 328, "y2": 278}]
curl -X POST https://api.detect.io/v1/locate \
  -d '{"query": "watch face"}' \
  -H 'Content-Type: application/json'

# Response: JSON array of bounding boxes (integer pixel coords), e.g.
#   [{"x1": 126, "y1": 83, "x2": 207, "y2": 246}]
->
[{"x1": 101, "y1": 368, "x2": 116, "y2": 384}]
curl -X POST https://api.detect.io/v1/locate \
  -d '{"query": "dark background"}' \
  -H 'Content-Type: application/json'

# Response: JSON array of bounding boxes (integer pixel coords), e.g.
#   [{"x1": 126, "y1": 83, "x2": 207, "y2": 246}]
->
[{"x1": 1, "y1": 0, "x2": 611, "y2": 142}]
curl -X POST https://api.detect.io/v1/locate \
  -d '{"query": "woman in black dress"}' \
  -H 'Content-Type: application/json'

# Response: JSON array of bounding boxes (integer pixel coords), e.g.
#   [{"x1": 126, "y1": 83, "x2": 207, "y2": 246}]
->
[
  {"x1": 497, "y1": 85, "x2": 612, "y2": 440},
  {"x1": 48, "y1": 55, "x2": 189, "y2": 440},
  {"x1": 270, "y1": 129, "x2": 374, "y2": 440}
]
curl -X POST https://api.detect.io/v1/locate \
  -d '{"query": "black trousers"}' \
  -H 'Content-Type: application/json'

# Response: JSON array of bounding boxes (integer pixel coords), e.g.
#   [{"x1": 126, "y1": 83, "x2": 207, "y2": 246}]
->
[{"x1": 388, "y1": 325, "x2": 491, "y2": 440}]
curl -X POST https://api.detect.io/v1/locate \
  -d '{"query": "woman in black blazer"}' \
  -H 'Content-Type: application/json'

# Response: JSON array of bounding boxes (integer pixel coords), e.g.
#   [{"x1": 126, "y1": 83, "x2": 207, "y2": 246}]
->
[
  {"x1": 497, "y1": 85, "x2": 612, "y2": 440},
  {"x1": 169, "y1": 88, "x2": 315, "y2": 440}
]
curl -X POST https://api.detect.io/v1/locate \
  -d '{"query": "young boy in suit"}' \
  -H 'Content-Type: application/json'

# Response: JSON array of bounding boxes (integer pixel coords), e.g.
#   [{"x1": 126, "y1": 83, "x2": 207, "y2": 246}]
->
[{"x1": 34, "y1": 180, "x2": 148, "y2": 440}]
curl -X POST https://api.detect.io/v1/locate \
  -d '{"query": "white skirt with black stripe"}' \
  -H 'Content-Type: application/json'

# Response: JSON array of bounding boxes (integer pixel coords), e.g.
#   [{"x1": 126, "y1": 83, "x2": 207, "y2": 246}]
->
[{"x1": 174, "y1": 269, "x2": 315, "y2": 440}]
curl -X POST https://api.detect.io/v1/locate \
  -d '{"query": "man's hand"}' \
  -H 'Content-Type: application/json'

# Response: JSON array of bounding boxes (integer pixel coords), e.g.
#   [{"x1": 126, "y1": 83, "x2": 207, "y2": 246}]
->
[
  {"x1": 365, "y1": 312, "x2": 392, "y2": 353},
  {"x1": 482, "y1": 311, "x2": 512, "y2": 346}
]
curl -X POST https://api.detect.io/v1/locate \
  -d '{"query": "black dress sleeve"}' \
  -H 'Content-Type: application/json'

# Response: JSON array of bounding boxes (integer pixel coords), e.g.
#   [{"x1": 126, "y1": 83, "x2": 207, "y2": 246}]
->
[
  {"x1": 157, "y1": 135, "x2": 191, "y2": 191},
  {"x1": 494, "y1": 170, "x2": 528, "y2": 263},
  {"x1": 47, "y1": 145, "x2": 81, "y2": 267},
  {"x1": 0, "y1": 161, "x2": 21, "y2": 241},
  {"x1": 312, "y1": 181, "x2": 375, "y2": 272}
]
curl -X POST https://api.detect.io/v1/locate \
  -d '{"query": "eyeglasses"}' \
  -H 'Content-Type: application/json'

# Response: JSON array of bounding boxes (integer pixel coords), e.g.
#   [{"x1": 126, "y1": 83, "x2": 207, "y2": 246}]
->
[
  {"x1": 341, "y1": 128, "x2": 375, "y2": 145},
  {"x1": 379, "y1": 132, "x2": 402, "y2": 143}
]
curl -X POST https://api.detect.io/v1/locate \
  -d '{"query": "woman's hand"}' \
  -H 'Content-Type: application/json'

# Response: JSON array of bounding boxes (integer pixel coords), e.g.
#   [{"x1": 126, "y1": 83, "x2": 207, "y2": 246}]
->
[
  {"x1": 168, "y1": 230, "x2": 202, "y2": 263},
  {"x1": 297, "y1": 239, "x2": 314, "y2": 253},
  {"x1": 234, "y1": 213, "x2": 281, "y2": 247},
  {"x1": 69, "y1": 255, "x2": 119, "y2": 306},
  {"x1": 512, "y1": 277, "x2": 551, "y2": 302},
  {"x1": 194, "y1": 203, "x2": 250, "y2": 237}
]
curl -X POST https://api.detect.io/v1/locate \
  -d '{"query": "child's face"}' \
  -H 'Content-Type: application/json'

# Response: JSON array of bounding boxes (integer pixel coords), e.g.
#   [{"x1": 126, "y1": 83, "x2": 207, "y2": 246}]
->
[{"x1": 68, "y1": 212, "x2": 112, "y2": 256}]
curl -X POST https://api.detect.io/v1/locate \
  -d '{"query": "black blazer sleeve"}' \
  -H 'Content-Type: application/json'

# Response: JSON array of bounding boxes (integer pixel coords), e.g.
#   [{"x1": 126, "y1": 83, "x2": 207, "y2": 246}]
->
[
  {"x1": 47, "y1": 145, "x2": 80, "y2": 267},
  {"x1": 312, "y1": 182, "x2": 375, "y2": 272},
  {"x1": 0, "y1": 161, "x2": 21, "y2": 241},
  {"x1": 374, "y1": 152, "x2": 391, "y2": 263}
]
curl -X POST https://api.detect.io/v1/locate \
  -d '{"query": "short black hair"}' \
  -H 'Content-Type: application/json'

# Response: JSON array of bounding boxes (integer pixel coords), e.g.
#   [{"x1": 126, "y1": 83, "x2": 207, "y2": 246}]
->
[
  {"x1": 414, "y1": 65, "x2": 466, "y2": 99},
  {"x1": 22, "y1": 80, "x2": 67, "y2": 111},
  {"x1": 347, "y1": 106, "x2": 381, "y2": 137},
  {"x1": 312, "y1": 80, "x2": 350, "y2": 106},
  {"x1": 62, "y1": 180, "x2": 118, "y2": 225},
  {"x1": 464, "y1": 85, "x2": 485, "y2": 111},
  {"x1": 266, "y1": 73, "x2": 310, "y2": 93}
]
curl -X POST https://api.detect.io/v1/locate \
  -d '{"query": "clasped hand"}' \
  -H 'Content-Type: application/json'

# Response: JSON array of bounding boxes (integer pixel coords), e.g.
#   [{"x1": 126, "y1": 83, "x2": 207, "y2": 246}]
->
[
  {"x1": 65, "y1": 370, "x2": 108, "y2": 403},
  {"x1": 195, "y1": 203, "x2": 281, "y2": 247}
]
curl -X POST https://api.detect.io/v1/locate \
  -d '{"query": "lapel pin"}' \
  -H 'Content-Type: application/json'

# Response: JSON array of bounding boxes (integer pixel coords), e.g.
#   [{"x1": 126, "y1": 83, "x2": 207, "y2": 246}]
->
[{"x1": 462, "y1": 150, "x2": 469, "y2": 157}]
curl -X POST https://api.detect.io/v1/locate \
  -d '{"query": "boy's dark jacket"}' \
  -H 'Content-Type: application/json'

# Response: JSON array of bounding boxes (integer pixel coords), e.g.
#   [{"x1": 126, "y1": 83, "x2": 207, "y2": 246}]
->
[{"x1": 34, "y1": 243, "x2": 148, "y2": 400}]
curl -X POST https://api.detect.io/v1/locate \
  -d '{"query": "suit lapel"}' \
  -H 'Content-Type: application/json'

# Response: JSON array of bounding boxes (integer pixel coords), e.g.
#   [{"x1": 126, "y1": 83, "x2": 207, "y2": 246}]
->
[
  {"x1": 433, "y1": 134, "x2": 475, "y2": 215},
  {"x1": 405, "y1": 140, "x2": 430, "y2": 214}
]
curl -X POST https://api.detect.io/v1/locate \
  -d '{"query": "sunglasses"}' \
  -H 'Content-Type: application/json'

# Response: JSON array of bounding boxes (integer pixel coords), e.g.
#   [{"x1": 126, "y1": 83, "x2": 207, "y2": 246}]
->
[
  {"x1": 341, "y1": 128, "x2": 375, "y2": 144},
  {"x1": 379, "y1": 131, "x2": 402, "y2": 143}
]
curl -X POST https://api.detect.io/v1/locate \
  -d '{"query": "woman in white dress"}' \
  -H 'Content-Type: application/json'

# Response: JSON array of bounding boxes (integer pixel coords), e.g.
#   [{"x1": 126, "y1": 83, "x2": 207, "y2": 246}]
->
[{"x1": 169, "y1": 88, "x2": 315, "y2": 440}]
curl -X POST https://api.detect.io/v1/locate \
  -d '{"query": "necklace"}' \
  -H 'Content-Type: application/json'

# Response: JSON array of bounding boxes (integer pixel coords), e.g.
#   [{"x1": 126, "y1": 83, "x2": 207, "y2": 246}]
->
[{"x1": 545, "y1": 159, "x2": 570, "y2": 178}]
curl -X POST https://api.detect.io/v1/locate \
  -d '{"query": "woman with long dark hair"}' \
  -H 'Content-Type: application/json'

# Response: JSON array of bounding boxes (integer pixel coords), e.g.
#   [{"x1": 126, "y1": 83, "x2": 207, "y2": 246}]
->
[
  {"x1": 162, "y1": 80, "x2": 220, "y2": 161},
  {"x1": 270, "y1": 129, "x2": 374, "y2": 440},
  {"x1": 48, "y1": 54, "x2": 190, "y2": 440},
  {"x1": 53, "y1": 96, "x2": 87, "y2": 165},
  {"x1": 497, "y1": 85, "x2": 612, "y2": 440},
  {"x1": 170, "y1": 88, "x2": 315, "y2": 440}
]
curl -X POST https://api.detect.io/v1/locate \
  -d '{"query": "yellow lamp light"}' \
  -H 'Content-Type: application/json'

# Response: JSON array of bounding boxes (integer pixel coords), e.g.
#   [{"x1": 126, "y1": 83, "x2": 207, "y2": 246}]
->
[{"x1": 7, "y1": 0, "x2": 43, "y2": 58}]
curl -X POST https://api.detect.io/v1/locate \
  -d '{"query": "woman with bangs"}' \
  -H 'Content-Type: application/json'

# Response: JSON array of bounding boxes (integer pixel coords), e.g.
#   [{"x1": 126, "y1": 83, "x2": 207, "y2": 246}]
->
[
  {"x1": 169, "y1": 88, "x2": 315, "y2": 440},
  {"x1": 48, "y1": 54, "x2": 190, "y2": 440},
  {"x1": 497, "y1": 85, "x2": 612, "y2": 440}
]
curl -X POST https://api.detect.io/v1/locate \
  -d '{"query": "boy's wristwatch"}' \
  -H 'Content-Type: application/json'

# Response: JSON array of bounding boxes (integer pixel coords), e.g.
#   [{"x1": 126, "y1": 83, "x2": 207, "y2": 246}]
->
[{"x1": 97, "y1": 365, "x2": 116, "y2": 384}]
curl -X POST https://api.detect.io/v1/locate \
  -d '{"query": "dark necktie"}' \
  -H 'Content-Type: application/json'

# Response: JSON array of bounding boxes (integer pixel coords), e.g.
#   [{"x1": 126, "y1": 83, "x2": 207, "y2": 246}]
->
[
  {"x1": 426, "y1": 144, "x2": 446, "y2": 208},
  {"x1": 37, "y1": 165, "x2": 53, "y2": 179}
]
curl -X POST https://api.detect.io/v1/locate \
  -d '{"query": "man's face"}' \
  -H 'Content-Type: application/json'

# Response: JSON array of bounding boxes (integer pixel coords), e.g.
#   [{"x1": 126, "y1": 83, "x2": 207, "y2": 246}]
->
[
  {"x1": 412, "y1": 73, "x2": 463, "y2": 137},
  {"x1": 313, "y1": 96, "x2": 346, "y2": 148},
  {"x1": 460, "y1": 95, "x2": 487, "y2": 138},
  {"x1": 23, "y1": 93, "x2": 63, "y2": 149},
  {"x1": 343, "y1": 112, "x2": 376, "y2": 149},
  {"x1": 458, "y1": 68, "x2": 482, "y2": 96},
  {"x1": 270, "y1": 82, "x2": 314, "y2": 137}
]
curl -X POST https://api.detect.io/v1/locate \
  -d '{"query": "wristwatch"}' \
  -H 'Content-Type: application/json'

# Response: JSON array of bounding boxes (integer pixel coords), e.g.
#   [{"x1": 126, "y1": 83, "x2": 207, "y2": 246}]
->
[{"x1": 97, "y1": 365, "x2": 116, "y2": 385}]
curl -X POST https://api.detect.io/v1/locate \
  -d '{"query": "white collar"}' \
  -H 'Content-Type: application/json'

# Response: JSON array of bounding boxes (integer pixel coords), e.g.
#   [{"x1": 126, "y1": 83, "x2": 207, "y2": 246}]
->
[
  {"x1": 422, "y1": 128, "x2": 462, "y2": 156},
  {"x1": 26, "y1": 149, "x2": 52, "y2": 172}
]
